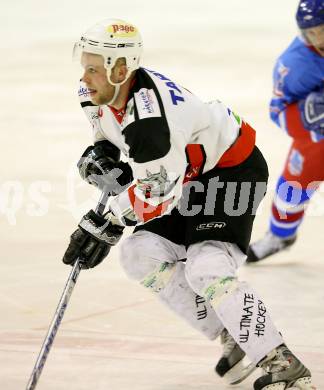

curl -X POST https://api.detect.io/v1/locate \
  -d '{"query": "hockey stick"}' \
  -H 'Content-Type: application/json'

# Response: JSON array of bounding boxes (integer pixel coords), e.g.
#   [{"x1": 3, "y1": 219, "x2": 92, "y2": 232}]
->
[{"x1": 26, "y1": 190, "x2": 109, "y2": 390}]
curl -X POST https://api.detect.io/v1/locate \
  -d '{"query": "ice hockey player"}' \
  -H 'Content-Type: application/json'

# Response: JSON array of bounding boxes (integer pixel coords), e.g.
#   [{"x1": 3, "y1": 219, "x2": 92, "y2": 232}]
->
[
  {"x1": 248, "y1": 0, "x2": 324, "y2": 263},
  {"x1": 62, "y1": 18, "x2": 315, "y2": 389}
]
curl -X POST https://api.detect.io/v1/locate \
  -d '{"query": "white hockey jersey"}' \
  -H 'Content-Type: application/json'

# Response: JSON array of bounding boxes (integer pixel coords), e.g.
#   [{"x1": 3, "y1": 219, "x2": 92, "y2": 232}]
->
[{"x1": 78, "y1": 67, "x2": 256, "y2": 225}]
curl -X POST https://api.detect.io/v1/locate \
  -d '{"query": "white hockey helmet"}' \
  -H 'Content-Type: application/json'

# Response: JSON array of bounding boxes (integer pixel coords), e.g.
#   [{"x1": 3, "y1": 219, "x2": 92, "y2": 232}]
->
[{"x1": 73, "y1": 18, "x2": 143, "y2": 85}]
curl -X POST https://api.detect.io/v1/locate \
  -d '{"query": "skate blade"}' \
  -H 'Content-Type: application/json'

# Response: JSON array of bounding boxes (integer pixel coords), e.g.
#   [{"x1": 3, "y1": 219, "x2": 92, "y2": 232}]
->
[
  {"x1": 289, "y1": 376, "x2": 316, "y2": 390},
  {"x1": 262, "y1": 376, "x2": 315, "y2": 390},
  {"x1": 262, "y1": 382, "x2": 286, "y2": 389},
  {"x1": 223, "y1": 358, "x2": 257, "y2": 385}
]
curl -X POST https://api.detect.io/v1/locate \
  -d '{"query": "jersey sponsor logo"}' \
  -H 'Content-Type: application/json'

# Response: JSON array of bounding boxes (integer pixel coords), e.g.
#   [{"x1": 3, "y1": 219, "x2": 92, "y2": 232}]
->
[
  {"x1": 137, "y1": 166, "x2": 178, "y2": 199},
  {"x1": 91, "y1": 112, "x2": 99, "y2": 120},
  {"x1": 185, "y1": 167, "x2": 200, "y2": 179},
  {"x1": 196, "y1": 222, "x2": 226, "y2": 230},
  {"x1": 78, "y1": 86, "x2": 90, "y2": 98},
  {"x1": 146, "y1": 69, "x2": 185, "y2": 106},
  {"x1": 134, "y1": 88, "x2": 162, "y2": 120},
  {"x1": 107, "y1": 23, "x2": 137, "y2": 37},
  {"x1": 227, "y1": 108, "x2": 242, "y2": 126},
  {"x1": 184, "y1": 143, "x2": 206, "y2": 183},
  {"x1": 288, "y1": 148, "x2": 304, "y2": 176}
]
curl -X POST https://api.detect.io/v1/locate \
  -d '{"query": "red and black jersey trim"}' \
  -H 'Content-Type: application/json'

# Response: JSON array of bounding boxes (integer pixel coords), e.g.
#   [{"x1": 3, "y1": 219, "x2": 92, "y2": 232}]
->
[
  {"x1": 128, "y1": 184, "x2": 175, "y2": 223},
  {"x1": 122, "y1": 68, "x2": 171, "y2": 164},
  {"x1": 184, "y1": 144, "x2": 206, "y2": 183},
  {"x1": 217, "y1": 121, "x2": 256, "y2": 168},
  {"x1": 183, "y1": 121, "x2": 255, "y2": 183}
]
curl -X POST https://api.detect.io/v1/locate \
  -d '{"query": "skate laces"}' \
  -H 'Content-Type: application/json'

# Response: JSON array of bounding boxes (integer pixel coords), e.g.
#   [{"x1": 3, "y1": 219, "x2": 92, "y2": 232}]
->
[
  {"x1": 260, "y1": 349, "x2": 290, "y2": 374},
  {"x1": 221, "y1": 329, "x2": 237, "y2": 357}
]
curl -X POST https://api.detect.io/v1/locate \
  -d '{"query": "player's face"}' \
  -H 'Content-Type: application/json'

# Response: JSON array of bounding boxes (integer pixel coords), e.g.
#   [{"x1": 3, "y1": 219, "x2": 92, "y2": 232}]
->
[
  {"x1": 303, "y1": 24, "x2": 324, "y2": 56},
  {"x1": 81, "y1": 53, "x2": 115, "y2": 105}
]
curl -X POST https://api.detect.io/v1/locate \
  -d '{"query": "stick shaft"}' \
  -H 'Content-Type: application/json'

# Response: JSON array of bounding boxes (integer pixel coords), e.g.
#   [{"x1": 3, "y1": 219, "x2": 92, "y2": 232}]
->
[
  {"x1": 26, "y1": 191, "x2": 108, "y2": 390},
  {"x1": 26, "y1": 261, "x2": 82, "y2": 390}
]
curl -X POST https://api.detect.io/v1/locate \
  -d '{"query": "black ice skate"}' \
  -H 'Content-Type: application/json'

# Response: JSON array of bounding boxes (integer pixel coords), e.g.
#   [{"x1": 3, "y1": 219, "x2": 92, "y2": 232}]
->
[
  {"x1": 254, "y1": 344, "x2": 315, "y2": 390},
  {"x1": 215, "y1": 328, "x2": 256, "y2": 384},
  {"x1": 247, "y1": 232, "x2": 297, "y2": 263}
]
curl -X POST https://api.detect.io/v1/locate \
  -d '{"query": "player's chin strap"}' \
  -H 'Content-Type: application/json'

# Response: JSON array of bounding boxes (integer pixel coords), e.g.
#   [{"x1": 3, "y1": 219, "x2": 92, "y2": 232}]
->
[
  {"x1": 106, "y1": 68, "x2": 132, "y2": 105},
  {"x1": 106, "y1": 84, "x2": 120, "y2": 105}
]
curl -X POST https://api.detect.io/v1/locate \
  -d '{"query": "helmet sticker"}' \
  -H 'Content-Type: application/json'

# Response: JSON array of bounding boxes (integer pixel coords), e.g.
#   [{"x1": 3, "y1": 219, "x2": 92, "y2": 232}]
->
[
  {"x1": 107, "y1": 24, "x2": 137, "y2": 37},
  {"x1": 74, "y1": 18, "x2": 143, "y2": 84}
]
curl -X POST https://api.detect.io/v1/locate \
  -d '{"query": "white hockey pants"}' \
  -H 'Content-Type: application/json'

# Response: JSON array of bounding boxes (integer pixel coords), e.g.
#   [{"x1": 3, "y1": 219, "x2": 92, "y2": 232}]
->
[{"x1": 120, "y1": 230, "x2": 283, "y2": 364}]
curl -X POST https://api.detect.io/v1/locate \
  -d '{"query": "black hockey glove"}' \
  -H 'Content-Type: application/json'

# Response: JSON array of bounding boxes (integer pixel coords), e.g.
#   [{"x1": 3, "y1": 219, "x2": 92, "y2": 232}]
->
[
  {"x1": 77, "y1": 140, "x2": 133, "y2": 194},
  {"x1": 62, "y1": 210, "x2": 124, "y2": 269}
]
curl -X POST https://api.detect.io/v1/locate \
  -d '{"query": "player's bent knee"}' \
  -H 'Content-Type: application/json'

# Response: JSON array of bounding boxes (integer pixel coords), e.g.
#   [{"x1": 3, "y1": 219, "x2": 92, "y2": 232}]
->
[
  {"x1": 120, "y1": 230, "x2": 181, "y2": 291},
  {"x1": 119, "y1": 234, "x2": 161, "y2": 281},
  {"x1": 202, "y1": 277, "x2": 240, "y2": 309},
  {"x1": 140, "y1": 262, "x2": 177, "y2": 293}
]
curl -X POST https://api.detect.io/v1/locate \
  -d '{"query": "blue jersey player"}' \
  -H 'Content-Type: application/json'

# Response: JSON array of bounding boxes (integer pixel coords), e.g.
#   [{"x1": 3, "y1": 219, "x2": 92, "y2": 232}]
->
[{"x1": 248, "y1": 0, "x2": 324, "y2": 262}]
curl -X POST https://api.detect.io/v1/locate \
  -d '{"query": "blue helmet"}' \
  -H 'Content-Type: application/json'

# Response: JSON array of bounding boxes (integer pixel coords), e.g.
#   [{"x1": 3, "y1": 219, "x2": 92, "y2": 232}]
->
[{"x1": 296, "y1": 0, "x2": 324, "y2": 29}]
